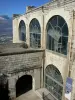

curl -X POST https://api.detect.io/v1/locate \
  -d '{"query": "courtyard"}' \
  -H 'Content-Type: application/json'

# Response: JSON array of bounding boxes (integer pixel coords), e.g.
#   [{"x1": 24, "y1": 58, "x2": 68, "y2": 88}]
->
[{"x1": 15, "y1": 90, "x2": 42, "y2": 100}]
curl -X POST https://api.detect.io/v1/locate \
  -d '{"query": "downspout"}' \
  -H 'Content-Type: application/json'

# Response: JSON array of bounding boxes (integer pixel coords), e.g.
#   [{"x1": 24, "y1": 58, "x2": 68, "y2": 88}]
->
[
  {"x1": 68, "y1": 10, "x2": 74, "y2": 77},
  {"x1": 42, "y1": 6, "x2": 45, "y2": 88}
]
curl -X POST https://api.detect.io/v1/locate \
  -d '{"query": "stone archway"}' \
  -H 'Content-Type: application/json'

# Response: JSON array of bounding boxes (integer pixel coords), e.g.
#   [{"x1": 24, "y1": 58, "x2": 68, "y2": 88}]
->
[
  {"x1": 16, "y1": 75, "x2": 32, "y2": 97},
  {"x1": 45, "y1": 64, "x2": 63, "y2": 100}
]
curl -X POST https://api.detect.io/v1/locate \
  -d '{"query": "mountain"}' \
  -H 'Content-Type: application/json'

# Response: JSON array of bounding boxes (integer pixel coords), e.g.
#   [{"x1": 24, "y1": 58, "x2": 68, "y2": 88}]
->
[
  {"x1": 0, "y1": 15, "x2": 12, "y2": 35},
  {"x1": 0, "y1": 15, "x2": 12, "y2": 43},
  {"x1": 0, "y1": 15, "x2": 11, "y2": 20}
]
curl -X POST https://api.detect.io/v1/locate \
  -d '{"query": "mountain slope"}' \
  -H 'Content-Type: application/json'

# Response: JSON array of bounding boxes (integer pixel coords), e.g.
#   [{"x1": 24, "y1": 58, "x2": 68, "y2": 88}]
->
[
  {"x1": 0, "y1": 15, "x2": 12, "y2": 36},
  {"x1": 0, "y1": 15, "x2": 12, "y2": 43}
]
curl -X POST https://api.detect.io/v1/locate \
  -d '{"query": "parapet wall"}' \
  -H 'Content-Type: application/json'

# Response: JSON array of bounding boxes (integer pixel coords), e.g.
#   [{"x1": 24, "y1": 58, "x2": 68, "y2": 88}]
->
[
  {"x1": 0, "y1": 43, "x2": 28, "y2": 50},
  {"x1": 0, "y1": 49, "x2": 44, "y2": 74}
]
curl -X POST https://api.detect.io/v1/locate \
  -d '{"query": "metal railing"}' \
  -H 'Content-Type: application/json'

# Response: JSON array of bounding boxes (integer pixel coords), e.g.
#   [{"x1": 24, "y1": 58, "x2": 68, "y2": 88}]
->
[
  {"x1": 45, "y1": 83, "x2": 62, "y2": 100},
  {"x1": 42, "y1": 92, "x2": 56, "y2": 100}
]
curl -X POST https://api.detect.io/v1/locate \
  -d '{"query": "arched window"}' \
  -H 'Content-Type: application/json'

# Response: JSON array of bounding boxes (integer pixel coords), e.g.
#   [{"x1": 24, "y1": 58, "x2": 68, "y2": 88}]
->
[
  {"x1": 45, "y1": 65, "x2": 63, "y2": 100},
  {"x1": 19, "y1": 20, "x2": 26, "y2": 41},
  {"x1": 46, "y1": 15, "x2": 68, "y2": 55},
  {"x1": 29, "y1": 18, "x2": 41, "y2": 48}
]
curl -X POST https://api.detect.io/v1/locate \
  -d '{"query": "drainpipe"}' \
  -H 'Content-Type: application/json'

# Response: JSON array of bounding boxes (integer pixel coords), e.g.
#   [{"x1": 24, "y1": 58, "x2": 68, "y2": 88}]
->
[
  {"x1": 41, "y1": 6, "x2": 45, "y2": 88},
  {"x1": 68, "y1": 10, "x2": 74, "y2": 77}
]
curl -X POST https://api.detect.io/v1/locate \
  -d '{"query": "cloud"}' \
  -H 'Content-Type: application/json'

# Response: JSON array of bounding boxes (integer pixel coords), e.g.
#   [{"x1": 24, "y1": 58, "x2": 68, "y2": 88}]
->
[
  {"x1": 0, "y1": 15, "x2": 12, "y2": 35},
  {"x1": 0, "y1": 17, "x2": 6, "y2": 20}
]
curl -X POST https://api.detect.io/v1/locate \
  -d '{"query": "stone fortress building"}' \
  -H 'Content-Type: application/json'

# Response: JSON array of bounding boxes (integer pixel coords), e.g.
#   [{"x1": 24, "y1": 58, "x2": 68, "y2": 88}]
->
[{"x1": 1, "y1": 0, "x2": 75, "y2": 100}]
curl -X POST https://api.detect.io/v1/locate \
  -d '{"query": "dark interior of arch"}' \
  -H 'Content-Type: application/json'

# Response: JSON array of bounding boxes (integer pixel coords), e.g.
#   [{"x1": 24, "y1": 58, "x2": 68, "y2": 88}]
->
[
  {"x1": 19, "y1": 20, "x2": 26, "y2": 41},
  {"x1": 46, "y1": 15, "x2": 68, "y2": 55},
  {"x1": 16, "y1": 75, "x2": 32, "y2": 97},
  {"x1": 29, "y1": 18, "x2": 41, "y2": 48},
  {"x1": 45, "y1": 65, "x2": 63, "y2": 100},
  {"x1": 0, "y1": 82, "x2": 9, "y2": 100}
]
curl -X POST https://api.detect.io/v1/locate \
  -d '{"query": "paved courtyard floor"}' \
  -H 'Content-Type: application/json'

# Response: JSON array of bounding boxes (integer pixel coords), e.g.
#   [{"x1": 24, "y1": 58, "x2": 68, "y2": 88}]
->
[{"x1": 15, "y1": 90, "x2": 42, "y2": 100}]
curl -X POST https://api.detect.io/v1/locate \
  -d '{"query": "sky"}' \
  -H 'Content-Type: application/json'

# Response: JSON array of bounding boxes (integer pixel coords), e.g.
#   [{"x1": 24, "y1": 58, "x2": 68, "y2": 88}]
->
[{"x1": 0, "y1": 0, "x2": 50, "y2": 17}]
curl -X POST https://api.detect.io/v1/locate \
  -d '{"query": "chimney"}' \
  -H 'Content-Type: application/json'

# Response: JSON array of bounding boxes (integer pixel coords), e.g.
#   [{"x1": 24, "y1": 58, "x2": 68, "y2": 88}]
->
[
  {"x1": 26, "y1": 6, "x2": 36, "y2": 13},
  {"x1": 13, "y1": 14, "x2": 20, "y2": 18}
]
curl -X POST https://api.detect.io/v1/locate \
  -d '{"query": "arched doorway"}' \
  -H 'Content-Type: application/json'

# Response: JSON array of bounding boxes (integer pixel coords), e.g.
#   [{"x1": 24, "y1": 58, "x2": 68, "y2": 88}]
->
[
  {"x1": 45, "y1": 65, "x2": 63, "y2": 100},
  {"x1": 29, "y1": 18, "x2": 41, "y2": 48},
  {"x1": 46, "y1": 15, "x2": 68, "y2": 55},
  {"x1": 19, "y1": 20, "x2": 26, "y2": 41},
  {"x1": 16, "y1": 75, "x2": 32, "y2": 97}
]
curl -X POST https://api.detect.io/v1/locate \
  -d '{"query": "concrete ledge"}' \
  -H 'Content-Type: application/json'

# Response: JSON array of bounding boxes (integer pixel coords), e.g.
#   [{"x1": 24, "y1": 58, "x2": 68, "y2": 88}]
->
[{"x1": 0, "y1": 46, "x2": 44, "y2": 56}]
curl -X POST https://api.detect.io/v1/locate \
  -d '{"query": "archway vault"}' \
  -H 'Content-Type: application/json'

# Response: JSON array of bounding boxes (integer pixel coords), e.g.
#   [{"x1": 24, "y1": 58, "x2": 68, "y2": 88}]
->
[
  {"x1": 45, "y1": 64, "x2": 63, "y2": 100},
  {"x1": 16, "y1": 75, "x2": 32, "y2": 97}
]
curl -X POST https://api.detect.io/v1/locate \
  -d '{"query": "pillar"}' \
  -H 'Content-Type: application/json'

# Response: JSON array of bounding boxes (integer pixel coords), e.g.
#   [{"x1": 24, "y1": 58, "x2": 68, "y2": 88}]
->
[
  {"x1": 33, "y1": 69, "x2": 41, "y2": 90},
  {"x1": 8, "y1": 77, "x2": 16, "y2": 100}
]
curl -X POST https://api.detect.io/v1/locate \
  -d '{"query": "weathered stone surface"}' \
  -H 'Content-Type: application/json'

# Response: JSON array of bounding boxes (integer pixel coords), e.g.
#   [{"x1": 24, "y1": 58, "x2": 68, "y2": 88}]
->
[
  {"x1": 11, "y1": 0, "x2": 75, "y2": 100},
  {"x1": 0, "y1": 46, "x2": 44, "y2": 99},
  {"x1": 0, "y1": 50, "x2": 44, "y2": 74}
]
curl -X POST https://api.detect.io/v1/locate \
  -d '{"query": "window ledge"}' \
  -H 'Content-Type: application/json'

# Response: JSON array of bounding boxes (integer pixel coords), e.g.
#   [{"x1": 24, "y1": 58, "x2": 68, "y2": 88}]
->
[{"x1": 46, "y1": 49, "x2": 67, "y2": 58}]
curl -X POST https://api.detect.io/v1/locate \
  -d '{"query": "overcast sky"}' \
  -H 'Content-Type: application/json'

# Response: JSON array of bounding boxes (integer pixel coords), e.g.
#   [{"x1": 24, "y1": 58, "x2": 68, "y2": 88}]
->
[{"x1": 0, "y1": 0, "x2": 50, "y2": 17}]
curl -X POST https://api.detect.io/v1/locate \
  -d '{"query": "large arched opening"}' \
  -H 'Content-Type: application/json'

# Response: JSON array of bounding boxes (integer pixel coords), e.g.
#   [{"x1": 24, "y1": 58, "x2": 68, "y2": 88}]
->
[
  {"x1": 19, "y1": 20, "x2": 26, "y2": 41},
  {"x1": 46, "y1": 15, "x2": 68, "y2": 55},
  {"x1": 45, "y1": 65, "x2": 63, "y2": 100},
  {"x1": 29, "y1": 18, "x2": 41, "y2": 48},
  {"x1": 16, "y1": 75, "x2": 32, "y2": 97}
]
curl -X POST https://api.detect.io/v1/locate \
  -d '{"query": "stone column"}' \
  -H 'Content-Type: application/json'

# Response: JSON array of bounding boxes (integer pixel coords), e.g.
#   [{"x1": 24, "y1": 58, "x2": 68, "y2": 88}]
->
[
  {"x1": 71, "y1": 63, "x2": 75, "y2": 100},
  {"x1": 8, "y1": 77, "x2": 16, "y2": 100},
  {"x1": 26, "y1": 18, "x2": 30, "y2": 47},
  {"x1": 13, "y1": 18, "x2": 19, "y2": 43},
  {"x1": 41, "y1": 9, "x2": 44, "y2": 49},
  {"x1": 71, "y1": 11, "x2": 75, "y2": 100},
  {"x1": 33, "y1": 69, "x2": 41, "y2": 90}
]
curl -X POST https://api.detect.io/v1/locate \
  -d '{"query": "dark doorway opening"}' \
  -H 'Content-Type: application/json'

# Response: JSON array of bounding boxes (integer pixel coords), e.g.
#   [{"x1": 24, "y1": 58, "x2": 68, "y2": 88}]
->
[
  {"x1": 16, "y1": 75, "x2": 32, "y2": 97},
  {"x1": 0, "y1": 82, "x2": 9, "y2": 100}
]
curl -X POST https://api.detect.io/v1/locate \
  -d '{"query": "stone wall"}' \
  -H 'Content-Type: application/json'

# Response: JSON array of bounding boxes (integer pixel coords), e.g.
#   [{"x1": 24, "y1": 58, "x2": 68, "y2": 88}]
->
[
  {"x1": 0, "y1": 49, "x2": 44, "y2": 99},
  {"x1": 0, "y1": 50, "x2": 44, "y2": 74}
]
